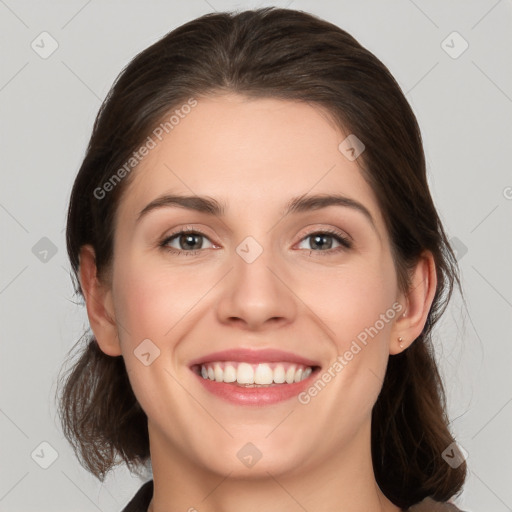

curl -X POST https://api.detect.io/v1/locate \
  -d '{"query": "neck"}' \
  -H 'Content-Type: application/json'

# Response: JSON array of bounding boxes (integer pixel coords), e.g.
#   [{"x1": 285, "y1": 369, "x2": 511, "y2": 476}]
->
[{"x1": 146, "y1": 419, "x2": 402, "y2": 512}]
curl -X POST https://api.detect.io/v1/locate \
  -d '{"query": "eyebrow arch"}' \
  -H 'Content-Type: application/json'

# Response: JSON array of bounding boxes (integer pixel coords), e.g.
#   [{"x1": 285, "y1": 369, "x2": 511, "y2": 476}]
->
[
  {"x1": 137, "y1": 192, "x2": 376, "y2": 230},
  {"x1": 285, "y1": 193, "x2": 376, "y2": 229},
  {"x1": 137, "y1": 194, "x2": 225, "y2": 220}
]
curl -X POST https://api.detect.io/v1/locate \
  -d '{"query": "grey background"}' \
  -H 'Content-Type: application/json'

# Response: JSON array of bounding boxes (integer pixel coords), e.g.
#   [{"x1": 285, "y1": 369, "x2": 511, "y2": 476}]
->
[{"x1": 0, "y1": 0, "x2": 511, "y2": 510}]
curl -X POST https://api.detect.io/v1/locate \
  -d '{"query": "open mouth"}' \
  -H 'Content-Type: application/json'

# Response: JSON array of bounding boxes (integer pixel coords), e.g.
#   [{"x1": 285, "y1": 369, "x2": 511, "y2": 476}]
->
[
  {"x1": 191, "y1": 361, "x2": 321, "y2": 387},
  {"x1": 188, "y1": 348, "x2": 322, "y2": 405}
]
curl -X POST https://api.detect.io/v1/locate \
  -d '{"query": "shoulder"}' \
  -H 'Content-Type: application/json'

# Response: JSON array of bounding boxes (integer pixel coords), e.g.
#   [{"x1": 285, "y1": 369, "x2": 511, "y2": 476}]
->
[
  {"x1": 121, "y1": 480, "x2": 153, "y2": 512},
  {"x1": 408, "y1": 496, "x2": 466, "y2": 511}
]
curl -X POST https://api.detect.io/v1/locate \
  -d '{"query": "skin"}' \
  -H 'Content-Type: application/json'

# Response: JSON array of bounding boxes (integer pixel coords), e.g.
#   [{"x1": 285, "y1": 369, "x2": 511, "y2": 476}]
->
[{"x1": 79, "y1": 93, "x2": 437, "y2": 512}]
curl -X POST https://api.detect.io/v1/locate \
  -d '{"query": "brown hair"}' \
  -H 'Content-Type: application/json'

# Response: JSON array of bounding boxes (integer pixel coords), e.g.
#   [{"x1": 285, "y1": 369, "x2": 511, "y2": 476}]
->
[{"x1": 56, "y1": 7, "x2": 466, "y2": 508}]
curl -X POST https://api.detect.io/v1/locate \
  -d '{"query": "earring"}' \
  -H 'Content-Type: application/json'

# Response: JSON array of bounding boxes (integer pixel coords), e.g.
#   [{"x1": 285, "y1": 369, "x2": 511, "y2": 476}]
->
[{"x1": 398, "y1": 337, "x2": 404, "y2": 349}]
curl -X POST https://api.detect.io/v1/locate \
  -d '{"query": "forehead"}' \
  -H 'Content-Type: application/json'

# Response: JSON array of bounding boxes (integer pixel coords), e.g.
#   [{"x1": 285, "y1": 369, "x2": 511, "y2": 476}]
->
[{"x1": 116, "y1": 94, "x2": 385, "y2": 232}]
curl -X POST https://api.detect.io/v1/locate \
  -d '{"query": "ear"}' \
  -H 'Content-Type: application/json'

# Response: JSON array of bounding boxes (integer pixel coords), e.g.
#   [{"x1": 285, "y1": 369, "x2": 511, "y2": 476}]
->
[
  {"x1": 389, "y1": 250, "x2": 437, "y2": 355},
  {"x1": 78, "y1": 245, "x2": 122, "y2": 356}
]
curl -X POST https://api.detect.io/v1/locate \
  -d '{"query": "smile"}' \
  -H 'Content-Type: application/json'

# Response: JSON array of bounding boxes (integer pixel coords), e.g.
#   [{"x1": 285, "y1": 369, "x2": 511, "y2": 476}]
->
[
  {"x1": 195, "y1": 361, "x2": 314, "y2": 385},
  {"x1": 189, "y1": 348, "x2": 321, "y2": 405}
]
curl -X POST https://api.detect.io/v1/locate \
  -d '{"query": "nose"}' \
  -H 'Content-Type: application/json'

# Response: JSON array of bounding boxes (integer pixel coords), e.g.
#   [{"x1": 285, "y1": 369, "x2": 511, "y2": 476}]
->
[{"x1": 215, "y1": 241, "x2": 298, "y2": 331}]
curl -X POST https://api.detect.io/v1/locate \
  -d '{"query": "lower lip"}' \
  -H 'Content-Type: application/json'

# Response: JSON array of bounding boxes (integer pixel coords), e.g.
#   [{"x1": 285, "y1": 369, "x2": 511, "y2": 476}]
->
[{"x1": 193, "y1": 369, "x2": 318, "y2": 406}]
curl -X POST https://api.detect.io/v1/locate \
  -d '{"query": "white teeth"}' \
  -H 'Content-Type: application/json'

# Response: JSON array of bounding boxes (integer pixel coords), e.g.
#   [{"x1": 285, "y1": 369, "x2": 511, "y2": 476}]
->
[
  {"x1": 254, "y1": 363, "x2": 274, "y2": 385},
  {"x1": 198, "y1": 361, "x2": 314, "y2": 385},
  {"x1": 237, "y1": 362, "x2": 254, "y2": 384},
  {"x1": 273, "y1": 364, "x2": 286, "y2": 383},
  {"x1": 285, "y1": 365, "x2": 296, "y2": 384},
  {"x1": 223, "y1": 364, "x2": 237, "y2": 383},
  {"x1": 214, "y1": 363, "x2": 223, "y2": 382}
]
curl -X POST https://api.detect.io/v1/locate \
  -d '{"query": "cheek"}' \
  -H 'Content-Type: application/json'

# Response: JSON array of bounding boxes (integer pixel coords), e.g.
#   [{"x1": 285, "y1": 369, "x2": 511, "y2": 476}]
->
[
  {"x1": 295, "y1": 263, "x2": 399, "y2": 432},
  {"x1": 112, "y1": 253, "x2": 210, "y2": 347},
  {"x1": 109, "y1": 258, "x2": 204, "y2": 427},
  {"x1": 289, "y1": 266, "x2": 400, "y2": 463},
  {"x1": 300, "y1": 256, "x2": 399, "y2": 404},
  {"x1": 307, "y1": 257, "x2": 399, "y2": 347}
]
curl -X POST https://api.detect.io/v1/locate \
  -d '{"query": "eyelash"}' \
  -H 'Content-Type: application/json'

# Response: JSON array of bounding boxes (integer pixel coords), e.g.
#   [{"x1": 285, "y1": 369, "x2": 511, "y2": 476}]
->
[{"x1": 159, "y1": 226, "x2": 352, "y2": 257}]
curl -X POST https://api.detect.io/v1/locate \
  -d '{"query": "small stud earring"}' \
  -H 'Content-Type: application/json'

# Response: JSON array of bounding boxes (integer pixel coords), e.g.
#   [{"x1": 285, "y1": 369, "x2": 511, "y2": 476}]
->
[{"x1": 398, "y1": 337, "x2": 404, "y2": 349}]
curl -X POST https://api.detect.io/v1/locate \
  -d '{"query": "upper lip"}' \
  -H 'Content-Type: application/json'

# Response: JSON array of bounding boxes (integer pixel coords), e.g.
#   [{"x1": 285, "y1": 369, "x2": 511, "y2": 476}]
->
[{"x1": 189, "y1": 348, "x2": 321, "y2": 368}]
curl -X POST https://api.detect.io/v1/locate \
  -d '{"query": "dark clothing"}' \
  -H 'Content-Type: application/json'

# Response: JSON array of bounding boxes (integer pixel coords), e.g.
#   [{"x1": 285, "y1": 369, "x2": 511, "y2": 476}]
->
[
  {"x1": 122, "y1": 480, "x2": 153, "y2": 512},
  {"x1": 121, "y1": 479, "x2": 466, "y2": 512}
]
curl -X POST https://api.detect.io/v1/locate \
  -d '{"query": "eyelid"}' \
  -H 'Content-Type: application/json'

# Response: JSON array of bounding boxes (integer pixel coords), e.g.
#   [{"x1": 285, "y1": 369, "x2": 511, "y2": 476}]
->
[
  {"x1": 296, "y1": 224, "x2": 353, "y2": 243},
  {"x1": 159, "y1": 225, "x2": 351, "y2": 243},
  {"x1": 161, "y1": 224, "x2": 214, "y2": 240}
]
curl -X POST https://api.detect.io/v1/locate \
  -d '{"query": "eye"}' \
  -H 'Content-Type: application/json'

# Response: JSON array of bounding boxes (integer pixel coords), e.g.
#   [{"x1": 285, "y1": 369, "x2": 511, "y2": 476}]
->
[
  {"x1": 160, "y1": 229, "x2": 215, "y2": 255},
  {"x1": 159, "y1": 227, "x2": 352, "y2": 256},
  {"x1": 296, "y1": 229, "x2": 352, "y2": 254}
]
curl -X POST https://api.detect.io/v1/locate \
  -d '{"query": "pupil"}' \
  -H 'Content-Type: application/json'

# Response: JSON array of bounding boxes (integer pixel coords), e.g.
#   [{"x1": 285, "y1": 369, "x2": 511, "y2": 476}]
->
[{"x1": 312, "y1": 234, "x2": 332, "y2": 250}]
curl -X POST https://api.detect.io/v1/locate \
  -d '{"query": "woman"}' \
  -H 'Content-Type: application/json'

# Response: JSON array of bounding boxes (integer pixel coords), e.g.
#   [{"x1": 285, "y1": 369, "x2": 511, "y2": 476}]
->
[{"x1": 56, "y1": 7, "x2": 468, "y2": 511}]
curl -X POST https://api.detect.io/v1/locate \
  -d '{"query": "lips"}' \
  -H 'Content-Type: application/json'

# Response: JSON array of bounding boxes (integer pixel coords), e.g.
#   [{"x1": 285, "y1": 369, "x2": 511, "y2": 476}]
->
[
  {"x1": 189, "y1": 348, "x2": 321, "y2": 367},
  {"x1": 189, "y1": 348, "x2": 321, "y2": 405}
]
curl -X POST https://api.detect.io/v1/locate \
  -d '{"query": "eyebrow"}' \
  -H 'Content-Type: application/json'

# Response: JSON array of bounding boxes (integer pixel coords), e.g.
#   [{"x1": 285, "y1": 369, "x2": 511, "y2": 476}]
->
[{"x1": 137, "y1": 192, "x2": 376, "y2": 229}]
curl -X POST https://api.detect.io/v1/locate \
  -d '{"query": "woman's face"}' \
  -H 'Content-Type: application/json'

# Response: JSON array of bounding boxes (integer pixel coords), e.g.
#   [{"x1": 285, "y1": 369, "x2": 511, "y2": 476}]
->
[{"x1": 104, "y1": 93, "x2": 407, "y2": 477}]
